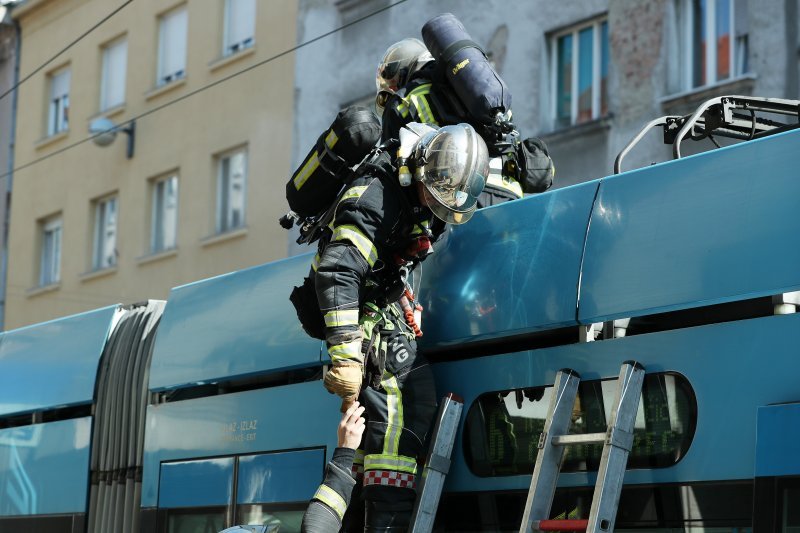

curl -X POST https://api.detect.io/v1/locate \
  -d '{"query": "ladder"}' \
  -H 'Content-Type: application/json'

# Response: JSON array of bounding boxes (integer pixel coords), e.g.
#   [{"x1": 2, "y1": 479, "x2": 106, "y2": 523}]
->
[
  {"x1": 518, "y1": 361, "x2": 645, "y2": 532},
  {"x1": 409, "y1": 393, "x2": 464, "y2": 533}
]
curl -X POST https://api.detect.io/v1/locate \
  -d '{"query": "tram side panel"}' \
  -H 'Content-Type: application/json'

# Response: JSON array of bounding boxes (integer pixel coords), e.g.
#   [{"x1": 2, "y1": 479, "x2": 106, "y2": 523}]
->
[
  {"x1": 0, "y1": 306, "x2": 122, "y2": 531},
  {"x1": 580, "y1": 128, "x2": 800, "y2": 324},
  {"x1": 142, "y1": 253, "x2": 339, "y2": 529}
]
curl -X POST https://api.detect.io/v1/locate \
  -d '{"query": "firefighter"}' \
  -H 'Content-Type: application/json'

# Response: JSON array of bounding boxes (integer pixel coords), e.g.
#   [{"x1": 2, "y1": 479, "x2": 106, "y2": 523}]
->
[
  {"x1": 301, "y1": 402, "x2": 366, "y2": 533},
  {"x1": 376, "y1": 38, "x2": 554, "y2": 207},
  {"x1": 313, "y1": 123, "x2": 488, "y2": 531}
]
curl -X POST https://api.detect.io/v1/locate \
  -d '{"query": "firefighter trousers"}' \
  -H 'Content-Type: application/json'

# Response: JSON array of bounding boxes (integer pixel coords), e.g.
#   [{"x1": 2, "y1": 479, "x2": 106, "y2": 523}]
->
[{"x1": 349, "y1": 302, "x2": 438, "y2": 531}]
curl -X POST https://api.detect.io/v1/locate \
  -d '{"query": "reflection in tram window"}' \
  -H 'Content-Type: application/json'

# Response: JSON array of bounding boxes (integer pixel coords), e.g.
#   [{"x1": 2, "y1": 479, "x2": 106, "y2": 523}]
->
[
  {"x1": 236, "y1": 503, "x2": 305, "y2": 532},
  {"x1": 165, "y1": 507, "x2": 226, "y2": 533},
  {"x1": 464, "y1": 372, "x2": 697, "y2": 476},
  {"x1": 783, "y1": 483, "x2": 800, "y2": 531}
]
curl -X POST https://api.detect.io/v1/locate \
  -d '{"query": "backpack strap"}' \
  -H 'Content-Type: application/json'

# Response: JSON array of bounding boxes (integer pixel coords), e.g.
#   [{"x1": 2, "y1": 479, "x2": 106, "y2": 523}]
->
[
  {"x1": 316, "y1": 133, "x2": 349, "y2": 175},
  {"x1": 438, "y1": 38, "x2": 486, "y2": 63}
]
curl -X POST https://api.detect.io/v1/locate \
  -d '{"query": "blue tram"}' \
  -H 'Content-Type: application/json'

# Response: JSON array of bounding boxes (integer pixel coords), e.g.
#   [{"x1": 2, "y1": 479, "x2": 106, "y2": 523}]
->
[{"x1": 1, "y1": 102, "x2": 799, "y2": 532}]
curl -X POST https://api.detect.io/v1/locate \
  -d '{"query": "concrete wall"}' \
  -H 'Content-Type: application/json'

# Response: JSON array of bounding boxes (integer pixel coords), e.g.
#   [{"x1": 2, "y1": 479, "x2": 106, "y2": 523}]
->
[{"x1": 6, "y1": 0, "x2": 298, "y2": 329}]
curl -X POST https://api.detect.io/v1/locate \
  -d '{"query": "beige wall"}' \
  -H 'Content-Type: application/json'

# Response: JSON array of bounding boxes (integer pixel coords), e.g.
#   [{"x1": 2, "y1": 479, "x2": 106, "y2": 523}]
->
[{"x1": 7, "y1": 0, "x2": 298, "y2": 329}]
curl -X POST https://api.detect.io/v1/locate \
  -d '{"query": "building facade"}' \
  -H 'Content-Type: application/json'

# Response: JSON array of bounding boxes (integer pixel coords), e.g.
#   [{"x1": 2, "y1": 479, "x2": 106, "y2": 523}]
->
[
  {"x1": 6, "y1": 0, "x2": 297, "y2": 329},
  {"x1": 292, "y1": 0, "x2": 799, "y2": 249}
]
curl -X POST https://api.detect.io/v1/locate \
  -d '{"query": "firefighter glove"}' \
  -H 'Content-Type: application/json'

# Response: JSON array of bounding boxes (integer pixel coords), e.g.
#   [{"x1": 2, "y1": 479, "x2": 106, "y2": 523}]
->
[{"x1": 324, "y1": 363, "x2": 363, "y2": 411}]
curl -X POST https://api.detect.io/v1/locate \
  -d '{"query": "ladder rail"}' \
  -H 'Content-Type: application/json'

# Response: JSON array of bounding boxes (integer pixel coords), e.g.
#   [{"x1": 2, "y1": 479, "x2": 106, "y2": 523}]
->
[
  {"x1": 585, "y1": 362, "x2": 645, "y2": 532},
  {"x1": 409, "y1": 393, "x2": 463, "y2": 533},
  {"x1": 518, "y1": 369, "x2": 582, "y2": 533}
]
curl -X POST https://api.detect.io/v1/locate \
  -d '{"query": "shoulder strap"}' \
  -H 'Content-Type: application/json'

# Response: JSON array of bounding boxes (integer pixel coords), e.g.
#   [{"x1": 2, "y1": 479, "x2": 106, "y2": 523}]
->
[{"x1": 439, "y1": 39, "x2": 486, "y2": 63}]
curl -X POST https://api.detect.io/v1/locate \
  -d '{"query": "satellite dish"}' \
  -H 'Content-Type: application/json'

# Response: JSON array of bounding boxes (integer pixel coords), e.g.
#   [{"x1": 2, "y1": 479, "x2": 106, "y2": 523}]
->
[{"x1": 89, "y1": 117, "x2": 118, "y2": 147}]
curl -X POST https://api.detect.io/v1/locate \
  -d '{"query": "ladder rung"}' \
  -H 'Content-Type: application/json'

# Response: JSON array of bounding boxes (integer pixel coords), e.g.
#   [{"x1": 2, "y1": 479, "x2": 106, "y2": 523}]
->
[
  {"x1": 551, "y1": 433, "x2": 605, "y2": 446},
  {"x1": 534, "y1": 519, "x2": 589, "y2": 531}
]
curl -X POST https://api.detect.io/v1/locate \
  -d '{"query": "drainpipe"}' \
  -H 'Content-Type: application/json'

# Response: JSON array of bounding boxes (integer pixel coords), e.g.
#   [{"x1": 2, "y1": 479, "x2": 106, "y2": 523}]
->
[{"x1": 0, "y1": 14, "x2": 20, "y2": 331}]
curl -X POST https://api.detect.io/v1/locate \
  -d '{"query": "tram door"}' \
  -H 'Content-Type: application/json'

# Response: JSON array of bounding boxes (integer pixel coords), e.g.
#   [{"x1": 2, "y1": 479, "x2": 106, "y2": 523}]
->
[{"x1": 156, "y1": 448, "x2": 324, "y2": 533}]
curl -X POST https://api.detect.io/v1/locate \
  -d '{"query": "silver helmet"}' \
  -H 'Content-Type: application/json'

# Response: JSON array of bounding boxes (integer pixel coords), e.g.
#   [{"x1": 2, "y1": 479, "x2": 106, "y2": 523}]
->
[
  {"x1": 375, "y1": 38, "x2": 433, "y2": 114},
  {"x1": 412, "y1": 123, "x2": 489, "y2": 224}
]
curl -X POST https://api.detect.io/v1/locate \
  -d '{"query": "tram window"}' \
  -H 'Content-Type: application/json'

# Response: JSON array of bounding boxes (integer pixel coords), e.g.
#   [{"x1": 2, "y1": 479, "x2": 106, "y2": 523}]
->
[
  {"x1": 464, "y1": 372, "x2": 697, "y2": 476},
  {"x1": 780, "y1": 479, "x2": 800, "y2": 532},
  {"x1": 0, "y1": 515, "x2": 80, "y2": 533},
  {"x1": 162, "y1": 506, "x2": 226, "y2": 533},
  {"x1": 436, "y1": 481, "x2": 752, "y2": 531},
  {"x1": 236, "y1": 502, "x2": 305, "y2": 532}
]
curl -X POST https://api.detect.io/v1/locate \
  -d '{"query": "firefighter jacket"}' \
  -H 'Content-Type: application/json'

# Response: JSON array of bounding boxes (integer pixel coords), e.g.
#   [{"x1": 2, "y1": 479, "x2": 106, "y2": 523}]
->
[
  {"x1": 313, "y1": 153, "x2": 436, "y2": 365},
  {"x1": 302, "y1": 447, "x2": 357, "y2": 531},
  {"x1": 381, "y1": 62, "x2": 524, "y2": 205}
]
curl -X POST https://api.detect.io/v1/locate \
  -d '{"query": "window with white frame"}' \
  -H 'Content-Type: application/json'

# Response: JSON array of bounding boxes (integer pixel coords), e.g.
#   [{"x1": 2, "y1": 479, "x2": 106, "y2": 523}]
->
[
  {"x1": 551, "y1": 17, "x2": 609, "y2": 129},
  {"x1": 48, "y1": 67, "x2": 70, "y2": 136},
  {"x1": 216, "y1": 148, "x2": 247, "y2": 234},
  {"x1": 39, "y1": 216, "x2": 62, "y2": 286},
  {"x1": 100, "y1": 36, "x2": 128, "y2": 111},
  {"x1": 157, "y1": 5, "x2": 188, "y2": 86},
  {"x1": 223, "y1": 0, "x2": 256, "y2": 56},
  {"x1": 151, "y1": 174, "x2": 179, "y2": 253},
  {"x1": 671, "y1": 0, "x2": 748, "y2": 93},
  {"x1": 92, "y1": 196, "x2": 118, "y2": 270}
]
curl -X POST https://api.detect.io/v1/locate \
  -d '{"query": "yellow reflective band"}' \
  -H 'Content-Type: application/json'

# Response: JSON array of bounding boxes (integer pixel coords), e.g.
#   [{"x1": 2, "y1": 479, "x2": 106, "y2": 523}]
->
[
  {"x1": 381, "y1": 373, "x2": 403, "y2": 455},
  {"x1": 311, "y1": 252, "x2": 321, "y2": 272},
  {"x1": 486, "y1": 173, "x2": 523, "y2": 198},
  {"x1": 328, "y1": 339, "x2": 362, "y2": 363},
  {"x1": 332, "y1": 225, "x2": 378, "y2": 267},
  {"x1": 397, "y1": 100, "x2": 410, "y2": 118},
  {"x1": 354, "y1": 448, "x2": 365, "y2": 465},
  {"x1": 324, "y1": 309, "x2": 359, "y2": 328},
  {"x1": 410, "y1": 220, "x2": 430, "y2": 236},
  {"x1": 313, "y1": 484, "x2": 347, "y2": 520},
  {"x1": 410, "y1": 93, "x2": 438, "y2": 125},
  {"x1": 364, "y1": 454, "x2": 418, "y2": 474},
  {"x1": 324, "y1": 129, "x2": 339, "y2": 149},
  {"x1": 292, "y1": 129, "x2": 339, "y2": 191},
  {"x1": 333, "y1": 185, "x2": 370, "y2": 223},
  {"x1": 339, "y1": 185, "x2": 368, "y2": 203},
  {"x1": 407, "y1": 83, "x2": 432, "y2": 98},
  {"x1": 293, "y1": 151, "x2": 320, "y2": 191},
  {"x1": 405, "y1": 84, "x2": 438, "y2": 125}
]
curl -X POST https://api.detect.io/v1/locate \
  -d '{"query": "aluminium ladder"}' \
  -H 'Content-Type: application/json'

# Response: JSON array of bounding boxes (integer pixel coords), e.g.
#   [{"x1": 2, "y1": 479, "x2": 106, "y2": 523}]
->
[
  {"x1": 409, "y1": 393, "x2": 464, "y2": 533},
  {"x1": 518, "y1": 361, "x2": 645, "y2": 532}
]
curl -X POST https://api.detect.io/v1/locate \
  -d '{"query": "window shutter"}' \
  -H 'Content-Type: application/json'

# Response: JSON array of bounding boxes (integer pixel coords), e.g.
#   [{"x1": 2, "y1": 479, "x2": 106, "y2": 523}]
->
[
  {"x1": 159, "y1": 7, "x2": 188, "y2": 83},
  {"x1": 51, "y1": 69, "x2": 70, "y2": 99},
  {"x1": 226, "y1": 0, "x2": 255, "y2": 53},
  {"x1": 102, "y1": 39, "x2": 127, "y2": 110}
]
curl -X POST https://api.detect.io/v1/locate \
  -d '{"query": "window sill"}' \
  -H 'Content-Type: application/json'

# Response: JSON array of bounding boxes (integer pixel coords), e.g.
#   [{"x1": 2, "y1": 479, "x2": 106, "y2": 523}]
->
[
  {"x1": 200, "y1": 226, "x2": 248, "y2": 248},
  {"x1": 34, "y1": 130, "x2": 69, "y2": 150},
  {"x1": 209, "y1": 45, "x2": 256, "y2": 73},
  {"x1": 541, "y1": 115, "x2": 613, "y2": 144},
  {"x1": 137, "y1": 247, "x2": 178, "y2": 266},
  {"x1": 26, "y1": 282, "x2": 61, "y2": 298},
  {"x1": 660, "y1": 74, "x2": 757, "y2": 115},
  {"x1": 145, "y1": 77, "x2": 187, "y2": 101},
  {"x1": 79, "y1": 265, "x2": 118, "y2": 282},
  {"x1": 91, "y1": 103, "x2": 126, "y2": 121}
]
